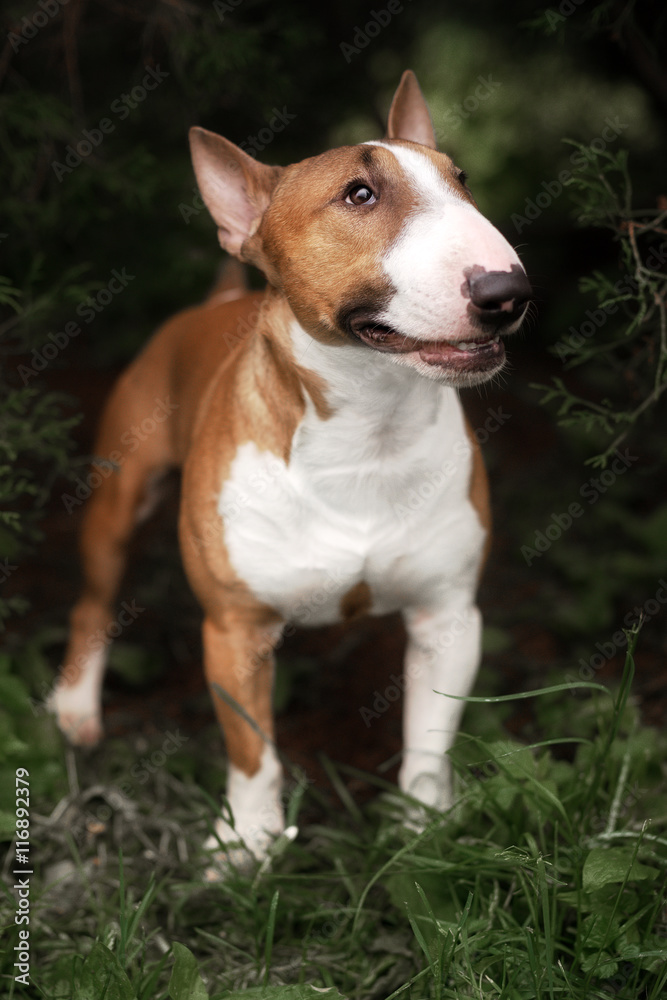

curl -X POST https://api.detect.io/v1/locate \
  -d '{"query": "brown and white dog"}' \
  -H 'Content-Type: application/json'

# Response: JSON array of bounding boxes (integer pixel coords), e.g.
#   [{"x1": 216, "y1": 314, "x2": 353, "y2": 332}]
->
[{"x1": 51, "y1": 71, "x2": 531, "y2": 865}]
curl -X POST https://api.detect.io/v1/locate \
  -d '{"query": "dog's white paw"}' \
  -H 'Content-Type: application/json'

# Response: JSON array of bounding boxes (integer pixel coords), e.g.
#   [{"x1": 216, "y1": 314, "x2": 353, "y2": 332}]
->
[
  {"x1": 47, "y1": 685, "x2": 104, "y2": 747},
  {"x1": 202, "y1": 821, "x2": 298, "y2": 882}
]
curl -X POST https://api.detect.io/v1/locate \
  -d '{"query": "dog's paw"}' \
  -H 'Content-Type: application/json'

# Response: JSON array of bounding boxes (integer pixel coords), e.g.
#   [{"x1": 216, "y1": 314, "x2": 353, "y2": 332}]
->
[
  {"x1": 47, "y1": 686, "x2": 103, "y2": 747},
  {"x1": 203, "y1": 843, "x2": 258, "y2": 881},
  {"x1": 372, "y1": 789, "x2": 452, "y2": 847},
  {"x1": 202, "y1": 822, "x2": 298, "y2": 882}
]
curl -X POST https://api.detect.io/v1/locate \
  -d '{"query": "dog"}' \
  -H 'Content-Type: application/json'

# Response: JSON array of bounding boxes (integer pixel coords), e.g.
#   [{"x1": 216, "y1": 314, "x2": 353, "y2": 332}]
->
[{"x1": 51, "y1": 70, "x2": 531, "y2": 866}]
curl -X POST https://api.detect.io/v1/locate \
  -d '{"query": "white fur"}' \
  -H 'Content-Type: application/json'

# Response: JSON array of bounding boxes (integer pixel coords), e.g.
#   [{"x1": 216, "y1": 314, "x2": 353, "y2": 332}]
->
[
  {"x1": 366, "y1": 141, "x2": 526, "y2": 351},
  {"x1": 48, "y1": 648, "x2": 106, "y2": 746},
  {"x1": 204, "y1": 745, "x2": 284, "y2": 871},
  {"x1": 218, "y1": 320, "x2": 487, "y2": 821},
  {"x1": 220, "y1": 328, "x2": 484, "y2": 625},
  {"x1": 399, "y1": 603, "x2": 482, "y2": 810}
]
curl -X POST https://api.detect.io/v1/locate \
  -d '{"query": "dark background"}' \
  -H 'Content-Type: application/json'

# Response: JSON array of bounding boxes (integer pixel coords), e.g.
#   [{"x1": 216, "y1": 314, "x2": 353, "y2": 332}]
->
[{"x1": 1, "y1": 0, "x2": 666, "y2": 793}]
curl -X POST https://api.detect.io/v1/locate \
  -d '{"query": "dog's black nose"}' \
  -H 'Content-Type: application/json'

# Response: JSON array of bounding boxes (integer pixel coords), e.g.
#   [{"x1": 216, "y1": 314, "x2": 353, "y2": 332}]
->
[{"x1": 467, "y1": 267, "x2": 531, "y2": 323}]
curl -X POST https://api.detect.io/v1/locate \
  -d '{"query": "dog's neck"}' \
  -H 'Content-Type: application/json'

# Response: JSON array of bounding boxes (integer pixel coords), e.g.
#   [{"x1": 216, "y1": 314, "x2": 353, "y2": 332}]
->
[
  {"x1": 240, "y1": 295, "x2": 464, "y2": 517},
  {"x1": 260, "y1": 289, "x2": 453, "y2": 424}
]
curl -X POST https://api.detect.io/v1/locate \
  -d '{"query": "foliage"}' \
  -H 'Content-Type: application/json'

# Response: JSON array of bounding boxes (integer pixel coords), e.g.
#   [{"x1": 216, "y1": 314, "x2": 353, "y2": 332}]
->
[
  {"x1": 0, "y1": 276, "x2": 80, "y2": 627},
  {"x1": 534, "y1": 145, "x2": 667, "y2": 468},
  {"x1": 0, "y1": 636, "x2": 67, "y2": 837},
  {"x1": 1, "y1": 638, "x2": 665, "y2": 998}
]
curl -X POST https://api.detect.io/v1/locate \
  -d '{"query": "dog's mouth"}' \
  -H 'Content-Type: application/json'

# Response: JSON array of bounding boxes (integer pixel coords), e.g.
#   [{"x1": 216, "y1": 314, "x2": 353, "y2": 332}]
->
[{"x1": 349, "y1": 317, "x2": 505, "y2": 372}]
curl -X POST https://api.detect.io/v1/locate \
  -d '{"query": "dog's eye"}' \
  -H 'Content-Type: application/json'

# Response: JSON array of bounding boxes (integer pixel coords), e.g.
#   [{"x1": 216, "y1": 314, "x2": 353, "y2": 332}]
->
[
  {"x1": 345, "y1": 185, "x2": 377, "y2": 206},
  {"x1": 457, "y1": 169, "x2": 469, "y2": 187}
]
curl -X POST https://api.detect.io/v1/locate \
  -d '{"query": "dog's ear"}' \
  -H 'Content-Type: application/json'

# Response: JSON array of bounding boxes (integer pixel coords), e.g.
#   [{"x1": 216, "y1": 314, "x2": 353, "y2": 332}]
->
[
  {"x1": 189, "y1": 127, "x2": 283, "y2": 264},
  {"x1": 385, "y1": 70, "x2": 437, "y2": 150}
]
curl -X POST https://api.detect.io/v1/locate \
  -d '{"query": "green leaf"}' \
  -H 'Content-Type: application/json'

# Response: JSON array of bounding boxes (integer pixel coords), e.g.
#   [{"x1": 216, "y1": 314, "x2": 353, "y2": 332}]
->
[
  {"x1": 169, "y1": 943, "x2": 209, "y2": 1000},
  {"x1": 581, "y1": 950, "x2": 618, "y2": 978},
  {"x1": 581, "y1": 911, "x2": 621, "y2": 949},
  {"x1": 583, "y1": 847, "x2": 658, "y2": 891},
  {"x1": 75, "y1": 942, "x2": 137, "y2": 1000},
  {"x1": 486, "y1": 740, "x2": 537, "y2": 779}
]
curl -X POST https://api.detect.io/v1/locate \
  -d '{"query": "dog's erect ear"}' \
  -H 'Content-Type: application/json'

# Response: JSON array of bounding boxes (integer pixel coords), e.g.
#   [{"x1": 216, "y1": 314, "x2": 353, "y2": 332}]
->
[
  {"x1": 189, "y1": 127, "x2": 283, "y2": 264},
  {"x1": 385, "y1": 70, "x2": 437, "y2": 150}
]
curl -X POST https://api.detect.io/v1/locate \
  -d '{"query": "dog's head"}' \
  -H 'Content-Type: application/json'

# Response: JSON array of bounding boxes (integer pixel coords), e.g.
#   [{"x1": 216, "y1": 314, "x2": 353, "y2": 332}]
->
[{"x1": 190, "y1": 71, "x2": 530, "y2": 387}]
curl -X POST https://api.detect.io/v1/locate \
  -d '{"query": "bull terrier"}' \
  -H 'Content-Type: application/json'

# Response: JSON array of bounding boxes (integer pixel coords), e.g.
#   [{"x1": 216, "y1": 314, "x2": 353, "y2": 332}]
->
[{"x1": 52, "y1": 71, "x2": 531, "y2": 866}]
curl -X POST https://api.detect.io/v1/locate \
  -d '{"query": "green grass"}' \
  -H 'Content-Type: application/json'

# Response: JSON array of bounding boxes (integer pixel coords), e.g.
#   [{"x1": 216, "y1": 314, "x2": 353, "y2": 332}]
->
[{"x1": 1, "y1": 635, "x2": 666, "y2": 999}]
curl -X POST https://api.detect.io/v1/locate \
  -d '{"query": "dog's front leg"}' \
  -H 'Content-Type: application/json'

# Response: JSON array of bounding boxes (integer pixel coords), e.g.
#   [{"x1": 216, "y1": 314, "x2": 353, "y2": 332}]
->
[
  {"x1": 201, "y1": 612, "x2": 285, "y2": 868},
  {"x1": 399, "y1": 601, "x2": 482, "y2": 816}
]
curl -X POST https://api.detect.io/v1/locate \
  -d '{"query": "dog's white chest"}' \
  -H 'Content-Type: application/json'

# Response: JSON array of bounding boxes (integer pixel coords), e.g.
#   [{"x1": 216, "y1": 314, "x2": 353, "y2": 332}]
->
[{"x1": 217, "y1": 372, "x2": 486, "y2": 625}]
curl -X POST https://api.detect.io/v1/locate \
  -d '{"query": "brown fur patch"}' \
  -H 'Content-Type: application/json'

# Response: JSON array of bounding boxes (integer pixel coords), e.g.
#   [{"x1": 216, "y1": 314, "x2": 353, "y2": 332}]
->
[
  {"x1": 202, "y1": 613, "x2": 279, "y2": 776},
  {"x1": 340, "y1": 581, "x2": 373, "y2": 621},
  {"x1": 259, "y1": 145, "x2": 420, "y2": 346},
  {"x1": 175, "y1": 291, "x2": 331, "y2": 631},
  {"x1": 465, "y1": 418, "x2": 492, "y2": 575}
]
